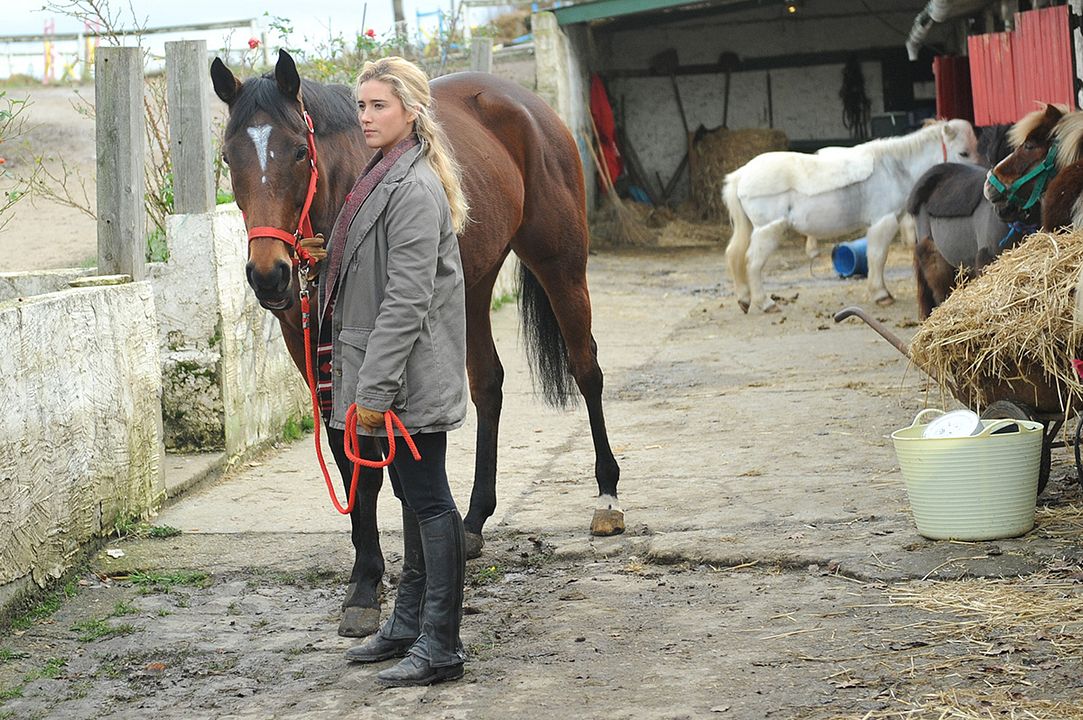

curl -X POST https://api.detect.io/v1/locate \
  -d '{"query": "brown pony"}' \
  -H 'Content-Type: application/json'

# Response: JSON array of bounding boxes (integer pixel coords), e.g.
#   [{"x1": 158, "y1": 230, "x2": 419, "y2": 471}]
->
[
  {"x1": 210, "y1": 51, "x2": 623, "y2": 637},
  {"x1": 986, "y1": 103, "x2": 1083, "y2": 231}
]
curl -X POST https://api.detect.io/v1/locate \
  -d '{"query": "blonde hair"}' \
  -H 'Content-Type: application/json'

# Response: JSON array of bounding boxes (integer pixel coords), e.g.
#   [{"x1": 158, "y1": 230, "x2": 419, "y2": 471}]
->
[{"x1": 356, "y1": 57, "x2": 469, "y2": 234}]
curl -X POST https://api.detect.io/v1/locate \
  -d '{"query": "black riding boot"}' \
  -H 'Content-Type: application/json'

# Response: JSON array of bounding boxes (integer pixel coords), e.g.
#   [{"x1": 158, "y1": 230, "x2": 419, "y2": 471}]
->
[
  {"x1": 376, "y1": 509, "x2": 466, "y2": 686},
  {"x1": 346, "y1": 506, "x2": 424, "y2": 663}
]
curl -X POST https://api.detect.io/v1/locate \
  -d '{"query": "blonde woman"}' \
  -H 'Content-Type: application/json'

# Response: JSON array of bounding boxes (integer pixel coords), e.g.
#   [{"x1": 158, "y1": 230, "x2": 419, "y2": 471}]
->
[{"x1": 320, "y1": 56, "x2": 469, "y2": 686}]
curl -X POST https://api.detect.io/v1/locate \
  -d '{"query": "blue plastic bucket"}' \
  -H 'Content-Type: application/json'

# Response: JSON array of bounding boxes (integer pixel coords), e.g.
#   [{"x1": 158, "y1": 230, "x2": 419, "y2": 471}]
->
[{"x1": 832, "y1": 237, "x2": 868, "y2": 278}]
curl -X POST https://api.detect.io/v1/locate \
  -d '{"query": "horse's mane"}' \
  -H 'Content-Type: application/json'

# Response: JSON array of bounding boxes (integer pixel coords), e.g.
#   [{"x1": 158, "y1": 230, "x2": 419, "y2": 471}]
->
[
  {"x1": 224, "y1": 76, "x2": 357, "y2": 138},
  {"x1": 1054, "y1": 111, "x2": 1083, "y2": 167},
  {"x1": 857, "y1": 122, "x2": 947, "y2": 163},
  {"x1": 1008, "y1": 104, "x2": 1068, "y2": 150}
]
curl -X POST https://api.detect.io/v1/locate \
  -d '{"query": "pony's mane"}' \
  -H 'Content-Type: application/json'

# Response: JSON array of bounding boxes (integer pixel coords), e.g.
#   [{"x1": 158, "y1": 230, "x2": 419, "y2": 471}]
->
[
  {"x1": 1054, "y1": 110, "x2": 1083, "y2": 167},
  {"x1": 224, "y1": 76, "x2": 358, "y2": 138},
  {"x1": 858, "y1": 122, "x2": 946, "y2": 163},
  {"x1": 1008, "y1": 104, "x2": 1068, "y2": 150}
]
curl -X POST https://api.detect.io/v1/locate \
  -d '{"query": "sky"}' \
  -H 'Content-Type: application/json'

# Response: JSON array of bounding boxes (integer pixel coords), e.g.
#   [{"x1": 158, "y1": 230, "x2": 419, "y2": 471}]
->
[{"x1": 3, "y1": 1, "x2": 507, "y2": 78}]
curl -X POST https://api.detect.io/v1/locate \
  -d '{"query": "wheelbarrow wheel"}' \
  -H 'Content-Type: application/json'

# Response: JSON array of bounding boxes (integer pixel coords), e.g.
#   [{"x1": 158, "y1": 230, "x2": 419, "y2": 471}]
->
[{"x1": 981, "y1": 400, "x2": 1050, "y2": 496}]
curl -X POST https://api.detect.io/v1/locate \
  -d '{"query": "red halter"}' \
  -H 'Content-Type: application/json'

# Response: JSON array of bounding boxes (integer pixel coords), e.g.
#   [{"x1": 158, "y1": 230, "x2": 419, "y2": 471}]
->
[{"x1": 245, "y1": 107, "x2": 320, "y2": 267}]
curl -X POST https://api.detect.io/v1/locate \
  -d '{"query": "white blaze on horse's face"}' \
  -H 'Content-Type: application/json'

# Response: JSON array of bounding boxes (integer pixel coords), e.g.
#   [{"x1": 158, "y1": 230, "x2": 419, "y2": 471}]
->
[{"x1": 247, "y1": 125, "x2": 273, "y2": 184}]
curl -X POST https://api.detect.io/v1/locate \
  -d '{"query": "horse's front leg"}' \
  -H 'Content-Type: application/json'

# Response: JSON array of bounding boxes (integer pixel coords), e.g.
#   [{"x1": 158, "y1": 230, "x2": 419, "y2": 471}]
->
[
  {"x1": 865, "y1": 214, "x2": 900, "y2": 306},
  {"x1": 327, "y1": 427, "x2": 385, "y2": 637}
]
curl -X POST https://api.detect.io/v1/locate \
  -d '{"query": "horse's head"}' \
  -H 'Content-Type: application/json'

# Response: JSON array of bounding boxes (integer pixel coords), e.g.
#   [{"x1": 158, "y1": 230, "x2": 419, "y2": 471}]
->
[
  {"x1": 939, "y1": 118, "x2": 979, "y2": 164},
  {"x1": 985, "y1": 103, "x2": 1067, "y2": 221},
  {"x1": 211, "y1": 50, "x2": 316, "y2": 311},
  {"x1": 976, "y1": 123, "x2": 1013, "y2": 167}
]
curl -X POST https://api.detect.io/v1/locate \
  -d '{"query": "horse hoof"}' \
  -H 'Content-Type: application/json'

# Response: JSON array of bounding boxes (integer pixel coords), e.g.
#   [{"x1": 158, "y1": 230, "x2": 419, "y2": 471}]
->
[
  {"x1": 341, "y1": 582, "x2": 357, "y2": 612},
  {"x1": 339, "y1": 606, "x2": 381, "y2": 638},
  {"x1": 590, "y1": 508, "x2": 626, "y2": 536},
  {"x1": 763, "y1": 303, "x2": 781, "y2": 314},
  {"x1": 875, "y1": 294, "x2": 895, "y2": 307},
  {"x1": 465, "y1": 532, "x2": 484, "y2": 560},
  {"x1": 738, "y1": 300, "x2": 750, "y2": 314}
]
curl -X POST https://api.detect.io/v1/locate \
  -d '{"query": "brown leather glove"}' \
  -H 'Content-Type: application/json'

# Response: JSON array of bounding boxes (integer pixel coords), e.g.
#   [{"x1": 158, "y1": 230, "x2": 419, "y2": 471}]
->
[
  {"x1": 355, "y1": 405, "x2": 385, "y2": 432},
  {"x1": 299, "y1": 234, "x2": 327, "y2": 282}
]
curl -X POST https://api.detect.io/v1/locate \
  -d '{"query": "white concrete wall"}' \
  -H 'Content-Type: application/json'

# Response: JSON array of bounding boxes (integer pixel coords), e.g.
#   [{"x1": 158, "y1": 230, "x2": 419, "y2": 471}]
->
[
  {"x1": 0, "y1": 281, "x2": 164, "y2": 610},
  {"x1": 157, "y1": 205, "x2": 307, "y2": 456},
  {"x1": 0, "y1": 268, "x2": 94, "y2": 302}
]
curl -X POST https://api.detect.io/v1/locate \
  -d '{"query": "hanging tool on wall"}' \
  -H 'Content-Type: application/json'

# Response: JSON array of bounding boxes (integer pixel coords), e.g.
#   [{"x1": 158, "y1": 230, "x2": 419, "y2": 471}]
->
[
  {"x1": 651, "y1": 48, "x2": 691, "y2": 204},
  {"x1": 720, "y1": 51, "x2": 740, "y2": 128}
]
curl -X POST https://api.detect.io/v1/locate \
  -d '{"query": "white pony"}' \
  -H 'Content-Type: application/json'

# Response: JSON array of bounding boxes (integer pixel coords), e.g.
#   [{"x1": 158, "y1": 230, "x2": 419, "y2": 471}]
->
[{"x1": 723, "y1": 119, "x2": 979, "y2": 313}]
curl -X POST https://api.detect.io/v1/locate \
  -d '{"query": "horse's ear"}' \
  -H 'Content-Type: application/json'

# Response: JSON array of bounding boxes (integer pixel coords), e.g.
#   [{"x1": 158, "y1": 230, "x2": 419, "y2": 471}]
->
[
  {"x1": 275, "y1": 49, "x2": 302, "y2": 102},
  {"x1": 941, "y1": 122, "x2": 958, "y2": 141},
  {"x1": 210, "y1": 57, "x2": 241, "y2": 105}
]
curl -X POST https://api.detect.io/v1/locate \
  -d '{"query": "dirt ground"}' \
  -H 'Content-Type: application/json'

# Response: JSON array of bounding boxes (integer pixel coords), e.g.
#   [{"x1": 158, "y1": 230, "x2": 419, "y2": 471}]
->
[
  {"x1": 0, "y1": 84, "x2": 99, "y2": 270},
  {"x1": 3, "y1": 239, "x2": 1083, "y2": 719}
]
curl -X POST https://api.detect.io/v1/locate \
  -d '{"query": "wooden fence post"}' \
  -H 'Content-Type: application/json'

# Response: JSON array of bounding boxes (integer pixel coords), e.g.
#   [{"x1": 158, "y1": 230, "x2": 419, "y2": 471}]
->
[
  {"x1": 470, "y1": 37, "x2": 494, "y2": 73},
  {"x1": 95, "y1": 46, "x2": 146, "y2": 280},
  {"x1": 166, "y1": 40, "x2": 214, "y2": 214}
]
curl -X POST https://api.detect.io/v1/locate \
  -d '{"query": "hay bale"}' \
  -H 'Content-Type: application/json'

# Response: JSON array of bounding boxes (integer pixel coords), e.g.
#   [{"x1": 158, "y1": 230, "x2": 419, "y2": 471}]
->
[
  {"x1": 908, "y1": 228, "x2": 1083, "y2": 413},
  {"x1": 689, "y1": 127, "x2": 788, "y2": 222}
]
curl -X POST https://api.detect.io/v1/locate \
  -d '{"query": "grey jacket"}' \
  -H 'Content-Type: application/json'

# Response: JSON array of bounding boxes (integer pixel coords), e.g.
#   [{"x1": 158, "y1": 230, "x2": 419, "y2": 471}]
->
[{"x1": 325, "y1": 144, "x2": 467, "y2": 436}]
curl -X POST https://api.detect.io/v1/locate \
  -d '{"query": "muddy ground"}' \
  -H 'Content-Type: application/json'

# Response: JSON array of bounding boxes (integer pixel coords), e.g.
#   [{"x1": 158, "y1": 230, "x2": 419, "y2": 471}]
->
[{"x1": 3, "y1": 241, "x2": 1083, "y2": 719}]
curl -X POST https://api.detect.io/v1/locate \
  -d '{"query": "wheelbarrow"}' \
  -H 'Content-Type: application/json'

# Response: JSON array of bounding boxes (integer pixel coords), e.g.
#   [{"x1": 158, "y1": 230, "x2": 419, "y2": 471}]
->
[{"x1": 834, "y1": 306, "x2": 1083, "y2": 495}]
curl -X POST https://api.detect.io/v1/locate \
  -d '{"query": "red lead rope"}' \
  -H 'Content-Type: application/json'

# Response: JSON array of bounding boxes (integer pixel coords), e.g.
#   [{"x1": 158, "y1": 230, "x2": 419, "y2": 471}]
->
[{"x1": 300, "y1": 291, "x2": 421, "y2": 515}]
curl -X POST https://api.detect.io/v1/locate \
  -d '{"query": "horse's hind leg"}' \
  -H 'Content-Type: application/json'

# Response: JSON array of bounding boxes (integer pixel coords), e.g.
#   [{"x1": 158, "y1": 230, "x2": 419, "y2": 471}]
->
[
  {"x1": 865, "y1": 214, "x2": 899, "y2": 306},
  {"x1": 725, "y1": 220, "x2": 753, "y2": 312},
  {"x1": 462, "y1": 256, "x2": 509, "y2": 559},
  {"x1": 747, "y1": 219, "x2": 786, "y2": 313},
  {"x1": 514, "y1": 239, "x2": 623, "y2": 537},
  {"x1": 327, "y1": 428, "x2": 385, "y2": 637},
  {"x1": 804, "y1": 235, "x2": 820, "y2": 259}
]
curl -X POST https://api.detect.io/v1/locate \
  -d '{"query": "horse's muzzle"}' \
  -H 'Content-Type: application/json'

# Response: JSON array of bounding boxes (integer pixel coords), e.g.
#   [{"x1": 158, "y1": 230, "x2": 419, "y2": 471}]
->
[{"x1": 247, "y1": 259, "x2": 294, "y2": 311}]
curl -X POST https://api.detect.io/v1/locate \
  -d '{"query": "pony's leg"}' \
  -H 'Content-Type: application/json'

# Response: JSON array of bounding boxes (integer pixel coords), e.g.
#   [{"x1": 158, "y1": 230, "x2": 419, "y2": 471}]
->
[
  {"x1": 513, "y1": 241, "x2": 623, "y2": 537},
  {"x1": 865, "y1": 214, "x2": 900, "y2": 306},
  {"x1": 804, "y1": 236, "x2": 820, "y2": 259},
  {"x1": 326, "y1": 427, "x2": 385, "y2": 637},
  {"x1": 746, "y1": 219, "x2": 786, "y2": 313},
  {"x1": 724, "y1": 220, "x2": 753, "y2": 312},
  {"x1": 462, "y1": 259, "x2": 507, "y2": 559}
]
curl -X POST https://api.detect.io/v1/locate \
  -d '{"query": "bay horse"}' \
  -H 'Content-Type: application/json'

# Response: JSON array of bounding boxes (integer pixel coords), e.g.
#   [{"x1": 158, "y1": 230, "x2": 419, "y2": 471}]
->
[
  {"x1": 906, "y1": 123, "x2": 1031, "y2": 319},
  {"x1": 986, "y1": 103, "x2": 1082, "y2": 232},
  {"x1": 209, "y1": 50, "x2": 622, "y2": 637},
  {"x1": 723, "y1": 119, "x2": 978, "y2": 313}
]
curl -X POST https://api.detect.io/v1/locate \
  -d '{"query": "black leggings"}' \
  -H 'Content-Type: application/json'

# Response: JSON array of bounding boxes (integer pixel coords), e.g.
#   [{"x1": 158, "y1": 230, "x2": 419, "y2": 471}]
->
[{"x1": 379, "y1": 432, "x2": 458, "y2": 521}]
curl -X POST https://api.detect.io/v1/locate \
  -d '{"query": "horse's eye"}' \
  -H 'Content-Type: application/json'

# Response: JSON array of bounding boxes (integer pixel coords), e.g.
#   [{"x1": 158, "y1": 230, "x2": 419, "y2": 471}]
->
[
  {"x1": 222, "y1": 153, "x2": 229, "y2": 166},
  {"x1": 960, "y1": 151, "x2": 970, "y2": 158},
  {"x1": 295, "y1": 146, "x2": 308, "y2": 161}
]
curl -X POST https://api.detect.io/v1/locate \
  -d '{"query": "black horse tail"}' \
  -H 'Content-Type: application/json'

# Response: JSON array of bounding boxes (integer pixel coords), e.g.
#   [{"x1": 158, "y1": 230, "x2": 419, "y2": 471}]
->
[{"x1": 518, "y1": 263, "x2": 578, "y2": 409}]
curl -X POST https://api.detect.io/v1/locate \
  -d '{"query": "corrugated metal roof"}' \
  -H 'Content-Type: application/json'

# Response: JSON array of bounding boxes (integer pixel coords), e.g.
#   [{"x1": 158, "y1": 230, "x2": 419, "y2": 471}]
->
[{"x1": 552, "y1": 0, "x2": 745, "y2": 26}]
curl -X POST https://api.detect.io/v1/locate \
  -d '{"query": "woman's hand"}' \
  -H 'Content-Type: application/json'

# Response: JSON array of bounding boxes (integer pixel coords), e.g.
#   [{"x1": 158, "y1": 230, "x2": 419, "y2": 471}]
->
[
  {"x1": 299, "y1": 234, "x2": 327, "y2": 281},
  {"x1": 355, "y1": 406, "x2": 386, "y2": 431}
]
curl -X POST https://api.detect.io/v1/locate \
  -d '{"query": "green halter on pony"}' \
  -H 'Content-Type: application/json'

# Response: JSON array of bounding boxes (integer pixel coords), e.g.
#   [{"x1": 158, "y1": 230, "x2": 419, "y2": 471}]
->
[{"x1": 987, "y1": 141, "x2": 1059, "y2": 211}]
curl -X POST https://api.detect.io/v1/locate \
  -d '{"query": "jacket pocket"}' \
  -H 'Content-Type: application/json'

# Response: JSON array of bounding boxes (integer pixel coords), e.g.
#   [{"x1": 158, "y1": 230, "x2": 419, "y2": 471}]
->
[{"x1": 338, "y1": 327, "x2": 408, "y2": 411}]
